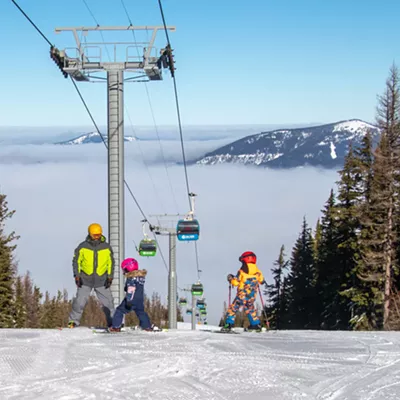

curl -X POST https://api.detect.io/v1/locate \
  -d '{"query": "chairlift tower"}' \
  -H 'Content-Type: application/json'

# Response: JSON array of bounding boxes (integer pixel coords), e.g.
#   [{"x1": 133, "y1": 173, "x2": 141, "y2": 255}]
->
[
  {"x1": 53, "y1": 25, "x2": 176, "y2": 307},
  {"x1": 150, "y1": 214, "x2": 188, "y2": 329},
  {"x1": 180, "y1": 286, "x2": 200, "y2": 330}
]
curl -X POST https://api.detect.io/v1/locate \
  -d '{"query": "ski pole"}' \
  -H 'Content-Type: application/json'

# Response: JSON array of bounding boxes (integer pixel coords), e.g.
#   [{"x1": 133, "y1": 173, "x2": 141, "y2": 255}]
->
[
  {"x1": 258, "y1": 285, "x2": 270, "y2": 330},
  {"x1": 228, "y1": 284, "x2": 231, "y2": 305}
]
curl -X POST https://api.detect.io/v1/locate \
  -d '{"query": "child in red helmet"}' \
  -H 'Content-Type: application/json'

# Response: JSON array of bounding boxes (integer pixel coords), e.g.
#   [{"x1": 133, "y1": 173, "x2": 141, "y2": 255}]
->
[
  {"x1": 108, "y1": 258, "x2": 155, "y2": 332},
  {"x1": 222, "y1": 251, "x2": 266, "y2": 332}
]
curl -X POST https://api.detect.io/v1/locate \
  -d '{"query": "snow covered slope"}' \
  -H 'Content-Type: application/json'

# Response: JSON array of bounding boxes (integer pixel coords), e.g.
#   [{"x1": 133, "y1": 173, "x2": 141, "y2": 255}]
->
[
  {"x1": 194, "y1": 119, "x2": 380, "y2": 169},
  {"x1": 1, "y1": 328, "x2": 400, "y2": 399},
  {"x1": 56, "y1": 132, "x2": 136, "y2": 145}
]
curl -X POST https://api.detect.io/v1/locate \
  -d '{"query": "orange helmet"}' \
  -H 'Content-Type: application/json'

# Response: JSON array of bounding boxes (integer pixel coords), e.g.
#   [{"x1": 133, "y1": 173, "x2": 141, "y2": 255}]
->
[
  {"x1": 88, "y1": 223, "x2": 102, "y2": 238},
  {"x1": 239, "y1": 251, "x2": 256, "y2": 264}
]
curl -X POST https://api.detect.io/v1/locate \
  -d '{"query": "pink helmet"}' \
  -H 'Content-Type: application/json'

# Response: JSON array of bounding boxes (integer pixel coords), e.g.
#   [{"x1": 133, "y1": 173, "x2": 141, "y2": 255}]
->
[{"x1": 121, "y1": 258, "x2": 139, "y2": 272}]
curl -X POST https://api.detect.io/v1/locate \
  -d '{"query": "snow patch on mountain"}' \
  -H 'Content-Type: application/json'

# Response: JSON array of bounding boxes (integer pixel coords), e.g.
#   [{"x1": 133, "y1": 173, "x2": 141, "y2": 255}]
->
[{"x1": 330, "y1": 142, "x2": 337, "y2": 159}]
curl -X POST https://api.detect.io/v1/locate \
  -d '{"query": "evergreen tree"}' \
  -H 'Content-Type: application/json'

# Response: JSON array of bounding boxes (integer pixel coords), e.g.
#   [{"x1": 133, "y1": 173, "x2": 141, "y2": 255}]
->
[
  {"x1": 377, "y1": 66, "x2": 400, "y2": 329},
  {"x1": 313, "y1": 219, "x2": 322, "y2": 262},
  {"x1": 53, "y1": 290, "x2": 68, "y2": 327},
  {"x1": 14, "y1": 276, "x2": 26, "y2": 328},
  {"x1": 337, "y1": 134, "x2": 376, "y2": 329},
  {"x1": 31, "y1": 285, "x2": 43, "y2": 328},
  {"x1": 335, "y1": 145, "x2": 367, "y2": 329},
  {"x1": 0, "y1": 192, "x2": 19, "y2": 328},
  {"x1": 279, "y1": 276, "x2": 290, "y2": 328},
  {"x1": 23, "y1": 271, "x2": 35, "y2": 328},
  {"x1": 315, "y1": 189, "x2": 341, "y2": 329},
  {"x1": 265, "y1": 244, "x2": 288, "y2": 329},
  {"x1": 354, "y1": 132, "x2": 374, "y2": 204},
  {"x1": 286, "y1": 217, "x2": 317, "y2": 328},
  {"x1": 39, "y1": 291, "x2": 54, "y2": 328},
  {"x1": 355, "y1": 66, "x2": 400, "y2": 330}
]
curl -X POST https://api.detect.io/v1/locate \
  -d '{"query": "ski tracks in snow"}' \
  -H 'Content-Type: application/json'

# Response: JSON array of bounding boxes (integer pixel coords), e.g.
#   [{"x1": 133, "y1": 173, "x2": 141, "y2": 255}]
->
[
  {"x1": 314, "y1": 333, "x2": 400, "y2": 400},
  {"x1": 1, "y1": 329, "x2": 400, "y2": 399}
]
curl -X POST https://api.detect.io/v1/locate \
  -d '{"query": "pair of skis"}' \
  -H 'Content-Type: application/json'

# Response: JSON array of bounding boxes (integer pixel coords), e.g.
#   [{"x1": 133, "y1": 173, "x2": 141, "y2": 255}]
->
[
  {"x1": 92, "y1": 326, "x2": 167, "y2": 334},
  {"x1": 215, "y1": 327, "x2": 270, "y2": 334}
]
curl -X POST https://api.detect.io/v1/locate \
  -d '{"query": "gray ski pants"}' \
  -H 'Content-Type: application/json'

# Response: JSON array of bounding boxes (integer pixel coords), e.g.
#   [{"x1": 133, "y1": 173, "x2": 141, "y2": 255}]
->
[{"x1": 69, "y1": 285, "x2": 115, "y2": 327}]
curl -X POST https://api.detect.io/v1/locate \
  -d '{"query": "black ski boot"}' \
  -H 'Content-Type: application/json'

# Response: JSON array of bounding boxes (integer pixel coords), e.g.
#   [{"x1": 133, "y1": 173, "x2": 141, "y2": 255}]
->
[{"x1": 247, "y1": 324, "x2": 262, "y2": 332}]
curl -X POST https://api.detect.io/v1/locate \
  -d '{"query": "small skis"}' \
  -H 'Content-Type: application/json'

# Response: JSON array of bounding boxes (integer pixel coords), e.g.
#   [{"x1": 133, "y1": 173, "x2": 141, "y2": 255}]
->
[
  {"x1": 244, "y1": 327, "x2": 268, "y2": 333},
  {"x1": 214, "y1": 326, "x2": 270, "y2": 334},
  {"x1": 214, "y1": 328, "x2": 241, "y2": 334}
]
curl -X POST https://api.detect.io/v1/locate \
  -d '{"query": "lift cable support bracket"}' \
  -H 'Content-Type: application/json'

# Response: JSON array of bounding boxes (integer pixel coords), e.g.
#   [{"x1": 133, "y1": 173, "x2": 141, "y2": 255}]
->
[{"x1": 52, "y1": 25, "x2": 176, "y2": 81}]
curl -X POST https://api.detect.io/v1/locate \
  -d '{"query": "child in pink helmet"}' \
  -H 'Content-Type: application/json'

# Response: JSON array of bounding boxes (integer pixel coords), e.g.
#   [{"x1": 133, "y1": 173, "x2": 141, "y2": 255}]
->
[{"x1": 109, "y1": 258, "x2": 153, "y2": 332}]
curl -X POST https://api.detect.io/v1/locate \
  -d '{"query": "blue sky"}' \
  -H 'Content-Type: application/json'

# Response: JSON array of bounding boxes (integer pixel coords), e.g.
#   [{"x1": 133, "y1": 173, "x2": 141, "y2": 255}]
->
[{"x1": 1, "y1": 0, "x2": 400, "y2": 127}]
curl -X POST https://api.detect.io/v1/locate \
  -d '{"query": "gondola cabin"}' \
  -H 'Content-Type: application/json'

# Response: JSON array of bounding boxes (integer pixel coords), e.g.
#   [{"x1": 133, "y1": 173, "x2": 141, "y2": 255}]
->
[
  {"x1": 138, "y1": 239, "x2": 157, "y2": 257},
  {"x1": 176, "y1": 219, "x2": 200, "y2": 241},
  {"x1": 196, "y1": 299, "x2": 206, "y2": 310},
  {"x1": 186, "y1": 309, "x2": 192, "y2": 315},
  {"x1": 191, "y1": 283, "x2": 203, "y2": 297},
  {"x1": 178, "y1": 297, "x2": 187, "y2": 307},
  {"x1": 200, "y1": 309, "x2": 207, "y2": 316}
]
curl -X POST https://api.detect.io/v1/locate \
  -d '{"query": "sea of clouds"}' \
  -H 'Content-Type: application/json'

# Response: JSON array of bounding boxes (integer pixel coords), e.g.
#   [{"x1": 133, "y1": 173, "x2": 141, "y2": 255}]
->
[{"x1": 0, "y1": 129, "x2": 338, "y2": 324}]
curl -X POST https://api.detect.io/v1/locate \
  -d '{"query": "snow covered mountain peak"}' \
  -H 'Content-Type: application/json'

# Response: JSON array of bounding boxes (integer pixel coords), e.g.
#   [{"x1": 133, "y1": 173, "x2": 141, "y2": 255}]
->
[
  {"x1": 56, "y1": 132, "x2": 136, "y2": 145},
  {"x1": 194, "y1": 119, "x2": 380, "y2": 169},
  {"x1": 332, "y1": 119, "x2": 377, "y2": 134}
]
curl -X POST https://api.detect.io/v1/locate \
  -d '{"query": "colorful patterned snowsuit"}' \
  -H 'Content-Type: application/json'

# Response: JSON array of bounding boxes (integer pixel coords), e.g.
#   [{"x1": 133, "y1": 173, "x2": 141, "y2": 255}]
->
[{"x1": 225, "y1": 262, "x2": 264, "y2": 327}]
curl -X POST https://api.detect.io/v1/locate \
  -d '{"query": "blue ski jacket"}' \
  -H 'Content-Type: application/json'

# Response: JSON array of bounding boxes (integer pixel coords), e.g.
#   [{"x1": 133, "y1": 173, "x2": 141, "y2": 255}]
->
[{"x1": 124, "y1": 269, "x2": 147, "y2": 307}]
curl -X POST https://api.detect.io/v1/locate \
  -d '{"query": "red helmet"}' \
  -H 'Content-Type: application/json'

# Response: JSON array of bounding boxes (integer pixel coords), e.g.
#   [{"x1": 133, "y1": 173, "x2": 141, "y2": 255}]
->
[{"x1": 239, "y1": 251, "x2": 256, "y2": 264}]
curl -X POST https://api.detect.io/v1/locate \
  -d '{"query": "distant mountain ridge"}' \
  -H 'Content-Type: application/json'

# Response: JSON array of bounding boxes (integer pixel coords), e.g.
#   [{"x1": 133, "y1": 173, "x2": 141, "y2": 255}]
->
[
  {"x1": 193, "y1": 119, "x2": 380, "y2": 169},
  {"x1": 56, "y1": 132, "x2": 136, "y2": 145}
]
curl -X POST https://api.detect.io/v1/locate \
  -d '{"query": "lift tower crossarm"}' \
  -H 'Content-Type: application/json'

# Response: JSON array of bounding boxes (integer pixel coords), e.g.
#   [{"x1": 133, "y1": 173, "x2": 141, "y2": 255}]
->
[{"x1": 54, "y1": 25, "x2": 176, "y2": 63}]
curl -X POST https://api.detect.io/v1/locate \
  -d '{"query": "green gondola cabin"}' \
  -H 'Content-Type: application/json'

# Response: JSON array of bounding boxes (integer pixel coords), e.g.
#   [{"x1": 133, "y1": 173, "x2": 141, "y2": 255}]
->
[{"x1": 139, "y1": 239, "x2": 157, "y2": 257}]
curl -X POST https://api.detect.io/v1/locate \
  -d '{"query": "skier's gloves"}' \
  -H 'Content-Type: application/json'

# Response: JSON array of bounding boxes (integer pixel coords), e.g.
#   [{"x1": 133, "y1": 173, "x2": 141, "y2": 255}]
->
[
  {"x1": 105, "y1": 278, "x2": 113, "y2": 289},
  {"x1": 227, "y1": 274, "x2": 234, "y2": 282},
  {"x1": 75, "y1": 276, "x2": 82, "y2": 288}
]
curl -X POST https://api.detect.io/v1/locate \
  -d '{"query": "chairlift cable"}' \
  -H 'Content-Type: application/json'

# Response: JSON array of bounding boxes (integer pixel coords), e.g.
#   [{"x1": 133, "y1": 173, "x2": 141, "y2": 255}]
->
[
  {"x1": 157, "y1": 0, "x2": 202, "y2": 281},
  {"x1": 120, "y1": 0, "x2": 180, "y2": 213},
  {"x1": 80, "y1": 1, "x2": 167, "y2": 212},
  {"x1": 157, "y1": 0, "x2": 191, "y2": 211},
  {"x1": 10, "y1": 0, "x2": 53, "y2": 47}
]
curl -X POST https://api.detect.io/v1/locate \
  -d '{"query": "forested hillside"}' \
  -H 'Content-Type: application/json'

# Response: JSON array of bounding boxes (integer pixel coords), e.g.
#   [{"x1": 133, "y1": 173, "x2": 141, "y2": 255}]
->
[{"x1": 264, "y1": 66, "x2": 400, "y2": 331}]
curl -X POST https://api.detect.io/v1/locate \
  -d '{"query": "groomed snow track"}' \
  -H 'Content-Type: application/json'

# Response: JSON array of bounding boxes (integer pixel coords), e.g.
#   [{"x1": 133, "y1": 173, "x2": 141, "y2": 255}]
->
[{"x1": 1, "y1": 328, "x2": 400, "y2": 399}]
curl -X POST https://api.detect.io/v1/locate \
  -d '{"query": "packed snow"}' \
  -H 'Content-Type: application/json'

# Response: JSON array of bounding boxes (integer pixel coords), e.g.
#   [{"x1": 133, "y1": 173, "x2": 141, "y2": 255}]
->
[{"x1": 1, "y1": 326, "x2": 400, "y2": 399}]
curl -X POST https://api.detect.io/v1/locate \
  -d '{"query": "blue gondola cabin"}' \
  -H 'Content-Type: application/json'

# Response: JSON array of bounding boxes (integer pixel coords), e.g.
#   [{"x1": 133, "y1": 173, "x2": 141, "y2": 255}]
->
[{"x1": 176, "y1": 219, "x2": 200, "y2": 241}]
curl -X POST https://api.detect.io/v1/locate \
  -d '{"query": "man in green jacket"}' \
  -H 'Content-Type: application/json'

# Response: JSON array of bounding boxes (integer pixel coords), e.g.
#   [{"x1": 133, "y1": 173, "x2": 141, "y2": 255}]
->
[{"x1": 68, "y1": 223, "x2": 115, "y2": 328}]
